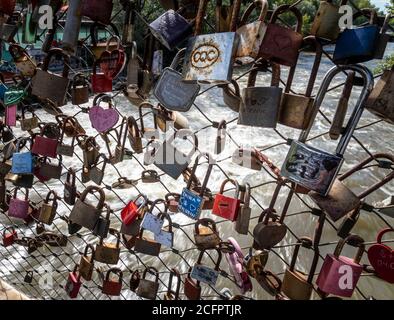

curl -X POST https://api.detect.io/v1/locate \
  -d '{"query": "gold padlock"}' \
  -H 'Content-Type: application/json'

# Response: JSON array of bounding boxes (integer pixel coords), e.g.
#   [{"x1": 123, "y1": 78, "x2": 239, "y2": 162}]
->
[
  {"x1": 95, "y1": 229, "x2": 121, "y2": 265},
  {"x1": 38, "y1": 190, "x2": 58, "y2": 225}
]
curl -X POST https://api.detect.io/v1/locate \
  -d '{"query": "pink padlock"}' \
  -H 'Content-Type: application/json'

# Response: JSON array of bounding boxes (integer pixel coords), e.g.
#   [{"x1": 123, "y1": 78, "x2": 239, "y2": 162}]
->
[
  {"x1": 8, "y1": 187, "x2": 30, "y2": 220},
  {"x1": 225, "y1": 237, "x2": 253, "y2": 294},
  {"x1": 316, "y1": 235, "x2": 365, "y2": 298},
  {"x1": 5, "y1": 104, "x2": 17, "y2": 127}
]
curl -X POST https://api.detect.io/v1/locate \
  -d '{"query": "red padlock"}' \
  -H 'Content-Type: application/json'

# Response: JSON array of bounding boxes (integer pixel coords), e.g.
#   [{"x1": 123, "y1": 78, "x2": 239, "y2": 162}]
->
[
  {"x1": 121, "y1": 194, "x2": 148, "y2": 225},
  {"x1": 316, "y1": 235, "x2": 365, "y2": 297},
  {"x1": 31, "y1": 124, "x2": 58, "y2": 158},
  {"x1": 92, "y1": 59, "x2": 113, "y2": 93},
  {"x1": 65, "y1": 264, "x2": 82, "y2": 299},
  {"x1": 102, "y1": 268, "x2": 123, "y2": 296},
  {"x1": 212, "y1": 179, "x2": 241, "y2": 221},
  {"x1": 367, "y1": 228, "x2": 394, "y2": 283},
  {"x1": 2, "y1": 226, "x2": 17, "y2": 247}
]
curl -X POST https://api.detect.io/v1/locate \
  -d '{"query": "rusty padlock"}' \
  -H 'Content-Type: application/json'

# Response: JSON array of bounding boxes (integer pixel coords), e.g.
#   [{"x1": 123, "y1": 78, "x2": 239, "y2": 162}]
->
[
  {"x1": 95, "y1": 229, "x2": 121, "y2": 265},
  {"x1": 38, "y1": 190, "x2": 58, "y2": 225}
]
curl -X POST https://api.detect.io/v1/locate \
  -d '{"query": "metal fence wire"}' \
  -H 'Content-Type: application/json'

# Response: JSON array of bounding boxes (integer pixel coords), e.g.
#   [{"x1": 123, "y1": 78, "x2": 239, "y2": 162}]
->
[{"x1": 0, "y1": 0, "x2": 393, "y2": 300}]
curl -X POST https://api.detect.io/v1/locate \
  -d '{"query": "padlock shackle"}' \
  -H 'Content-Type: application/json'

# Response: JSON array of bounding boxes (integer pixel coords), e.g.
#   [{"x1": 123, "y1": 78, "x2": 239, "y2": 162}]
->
[
  {"x1": 15, "y1": 137, "x2": 31, "y2": 152},
  {"x1": 13, "y1": 186, "x2": 29, "y2": 201},
  {"x1": 376, "y1": 228, "x2": 394, "y2": 244},
  {"x1": 196, "y1": 248, "x2": 222, "y2": 270},
  {"x1": 105, "y1": 267, "x2": 123, "y2": 282},
  {"x1": 288, "y1": 237, "x2": 318, "y2": 284},
  {"x1": 83, "y1": 244, "x2": 95, "y2": 259},
  {"x1": 127, "y1": 116, "x2": 142, "y2": 140},
  {"x1": 239, "y1": 0, "x2": 268, "y2": 26},
  {"x1": 338, "y1": 153, "x2": 394, "y2": 200},
  {"x1": 352, "y1": 8, "x2": 378, "y2": 26},
  {"x1": 105, "y1": 35, "x2": 122, "y2": 51},
  {"x1": 45, "y1": 190, "x2": 58, "y2": 204},
  {"x1": 262, "y1": 179, "x2": 285, "y2": 225},
  {"x1": 333, "y1": 234, "x2": 365, "y2": 264},
  {"x1": 194, "y1": 218, "x2": 218, "y2": 235},
  {"x1": 381, "y1": 13, "x2": 393, "y2": 34},
  {"x1": 149, "y1": 198, "x2": 168, "y2": 215},
  {"x1": 141, "y1": 169, "x2": 160, "y2": 181},
  {"x1": 142, "y1": 266, "x2": 159, "y2": 282},
  {"x1": 72, "y1": 73, "x2": 88, "y2": 89},
  {"x1": 299, "y1": 64, "x2": 374, "y2": 144},
  {"x1": 93, "y1": 93, "x2": 114, "y2": 108},
  {"x1": 3, "y1": 226, "x2": 16, "y2": 237},
  {"x1": 79, "y1": 186, "x2": 106, "y2": 211},
  {"x1": 66, "y1": 168, "x2": 76, "y2": 186},
  {"x1": 218, "y1": 178, "x2": 240, "y2": 198},
  {"x1": 138, "y1": 102, "x2": 157, "y2": 133},
  {"x1": 269, "y1": 4, "x2": 303, "y2": 33},
  {"x1": 41, "y1": 48, "x2": 70, "y2": 78},
  {"x1": 158, "y1": 211, "x2": 173, "y2": 233},
  {"x1": 247, "y1": 61, "x2": 280, "y2": 88},
  {"x1": 167, "y1": 268, "x2": 181, "y2": 299},
  {"x1": 187, "y1": 152, "x2": 214, "y2": 195},
  {"x1": 90, "y1": 21, "x2": 120, "y2": 47}
]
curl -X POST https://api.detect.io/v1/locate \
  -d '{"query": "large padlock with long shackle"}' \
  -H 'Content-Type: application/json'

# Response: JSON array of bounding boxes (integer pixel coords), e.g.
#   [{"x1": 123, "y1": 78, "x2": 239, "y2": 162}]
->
[
  {"x1": 281, "y1": 64, "x2": 374, "y2": 196},
  {"x1": 212, "y1": 178, "x2": 242, "y2": 222},
  {"x1": 309, "y1": 153, "x2": 394, "y2": 222}
]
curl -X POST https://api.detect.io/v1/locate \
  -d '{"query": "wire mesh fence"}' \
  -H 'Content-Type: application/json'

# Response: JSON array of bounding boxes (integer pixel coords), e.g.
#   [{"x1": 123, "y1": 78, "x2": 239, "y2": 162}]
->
[{"x1": 0, "y1": 0, "x2": 393, "y2": 300}]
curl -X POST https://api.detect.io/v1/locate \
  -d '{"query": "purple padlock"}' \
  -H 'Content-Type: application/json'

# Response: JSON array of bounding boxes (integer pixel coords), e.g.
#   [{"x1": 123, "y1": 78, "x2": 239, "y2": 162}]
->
[
  {"x1": 5, "y1": 104, "x2": 17, "y2": 127},
  {"x1": 8, "y1": 187, "x2": 30, "y2": 220},
  {"x1": 225, "y1": 237, "x2": 253, "y2": 294}
]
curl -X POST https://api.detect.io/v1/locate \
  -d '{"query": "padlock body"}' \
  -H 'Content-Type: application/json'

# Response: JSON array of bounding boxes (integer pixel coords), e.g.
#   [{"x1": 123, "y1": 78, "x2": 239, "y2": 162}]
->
[
  {"x1": 212, "y1": 194, "x2": 241, "y2": 221},
  {"x1": 178, "y1": 188, "x2": 204, "y2": 220}
]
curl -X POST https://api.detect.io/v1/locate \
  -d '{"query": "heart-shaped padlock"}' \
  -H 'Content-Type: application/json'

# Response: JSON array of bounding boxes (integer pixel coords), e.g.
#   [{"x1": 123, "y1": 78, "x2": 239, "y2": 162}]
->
[
  {"x1": 368, "y1": 228, "x2": 394, "y2": 283},
  {"x1": 99, "y1": 36, "x2": 126, "y2": 80}
]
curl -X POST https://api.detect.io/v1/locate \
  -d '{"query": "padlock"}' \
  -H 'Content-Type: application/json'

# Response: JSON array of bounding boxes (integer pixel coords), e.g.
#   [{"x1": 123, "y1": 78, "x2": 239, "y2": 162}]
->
[
  {"x1": 224, "y1": 237, "x2": 253, "y2": 294},
  {"x1": 2, "y1": 226, "x2": 17, "y2": 247},
  {"x1": 365, "y1": 66, "x2": 394, "y2": 124},
  {"x1": 61, "y1": 0, "x2": 83, "y2": 54},
  {"x1": 138, "y1": 102, "x2": 160, "y2": 140},
  {"x1": 79, "y1": 244, "x2": 95, "y2": 281},
  {"x1": 374, "y1": 13, "x2": 392, "y2": 59},
  {"x1": 64, "y1": 168, "x2": 77, "y2": 206},
  {"x1": 259, "y1": 4, "x2": 303, "y2": 67},
  {"x1": 65, "y1": 264, "x2": 82, "y2": 299},
  {"x1": 31, "y1": 48, "x2": 70, "y2": 106},
  {"x1": 214, "y1": 120, "x2": 226, "y2": 155},
  {"x1": 191, "y1": 248, "x2": 222, "y2": 286},
  {"x1": 102, "y1": 268, "x2": 123, "y2": 296},
  {"x1": 165, "y1": 192, "x2": 180, "y2": 213},
  {"x1": 309, "y1": 153, "x2": 394, "y2": 221},
  {"x1": 333, "y1": 9, "x2": 380, "y2": 64},
  {"x1": 121, "y1": 193, "x2": 148, "y2": 226},
  {"x1": 71, "y1": 73, "x2": 89, "y2": 105},
  {"x1": 81, "y1": 0, "x2": 113, "y2": 25},
  {"x1": 137, "y1": 267, "x2": 159, "y2": 300},
  {"x1": 212, "y1": 179, "x2": 242, "y2": 221},
  {"x1": 221, "y1": 80, "x2": 242, "y2": 112},
  {"x1": 38, "y1": 190, "x2": 58, "y2": 225},
  {"x1": 238, "y1": 61, "x2": 282, "y2": 128},
  {"x1": 111, "y1": 177, "x2": 137, "y2": 189},
  {"x1": 23, "y1": 271, "x2": 33, "y2": 284},
  {"x1": 95, "y1": 229, "x2": 121, "y2": 265},
  {"x1": 36, "y1": 222, "x2": 46, "y2": 235},
  {"x1": 163, "y1": 268, "x2": 181, "y2": 300},
  {"x1": 69, "y1": 186, "x2": 105, "y2": 231},
  {"x1": 281, "y1": 237, "x2": 319, "y2": 300},
  {"x1": 367, "y1": 228, "x2": 394, "y2": 283},
  {"x1": 89, "y1": 22, "x2": 120, "y2": 60},
  {"x1": 125, "y1": 41, "x2": 140, "y2": 99},
  {"x1": 5, "y1": 104, "x2": 17, "y2": 127},
  {"x1": 243, "y1": 249, "x2": 269, "y2": 278},
  {"x1": 11, "y1": 137, "x2": 34, "y2": 175},
  {"x1": 0, "y1": 0, "x2": 16, "y2": 16},
  {"x1": 154, "y1": 48, "x2": 200, "y2": 112},
  {"x1": 9, "y1": 173, "x2": 34, "y2": 189},
  {"x1": 89, "y1": 154, "x2": 107, "y2": 186},
  {"x1": 232, "y1": 148, "x2": 263, "y2": 171},
  {"x1": 310, "y1": 0, "x2": 348, "y2": 41},
  {"x1": 179, "y1": 153, "x2": 214, "y2": 219},
  {"x1": 141, "y1": 170, "x2": 160, "y2": 183},
  {"x1": 38, "y1": 156, "x2": 63, "y2": 180},
  {"x1": 154, "y1": 211, "x2": 174, "y2": 248},
  {"x1": 99, "y1": 35, "x2": 126, "y2": 80},
  {"x1": 129, "y1": 270, "x2": 141, "y2": 292},
  {"x1": 31, "y1": 123, "x2": 59, "y2": 158},
  {"x1": 253, "y1": 180, "x2": 291, "y2": 250},
  {"x1": 140, "y1": 199, "x2": 166, "y2": 235},
  {"x1": 56, "y1": 118, "x2": 77, "y2": 157},
  {"x1": 149, "y1": 9, "x2": 193, "y2": 51},
  {"x1": 193, "y1": 218, "x2": 221, "y2": 250},
  {"x1": 89, "y1": 94, "x2": 119, "y2": 133},
  {"x1": 126, "y1": 116, "x2": 143, "y2": 154},
  {"x1": 184, "y1": 267, "x2": 201, "y2": 300},
  {"x1": 20, "y1": 107, "x2": 39, "y2": 132},
  {"x1": 281, "y1": 64, "x2": 374, "y2": 196},
  {"x1": 56, "y1": 114, "x2": 86, "y2": 138},
  {"x1": 153, "y1": 129, "x2": 198, "y2": 180},
  {"x1": 235, "y1": 183, "x2": 251, "y2": 235},
  {"x1": 92, "y1": 205, "x2": 112, "y2": 238},
  {"x1": 134, "y1": 228, "x2": 162, "y2": 257},
  {"x1": 91, "y1": 59, "x2": 113, "y2": 94},
  {"x1": 316, "y1": 235, "x2": 365, "y2": 297},
  {"x1": 8, "y1": 187, "x2": 29, "y2": 220},
  {"x1": 279, "y1": 36, "x2": 323, "y2": 130},
  {"x1": 235, "y1": 0, "x2": 268, "y2": 62},
  {"x1": 78, "y1": 135, "x2": 100, "y2": 168}
]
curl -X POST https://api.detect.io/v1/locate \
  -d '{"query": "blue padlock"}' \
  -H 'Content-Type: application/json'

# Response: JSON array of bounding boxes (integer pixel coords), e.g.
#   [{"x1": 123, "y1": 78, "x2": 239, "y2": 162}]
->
[
  {"x1": 333, "y1": 9, "x2": 380, "y2": 64},
  {"x1": 0, "y1": 74, "x2": 8, "y2": 101},
  {"x1": 178, "y1": 153, "x2": 214, "y2": 220},
  {"x1": 12, "y1": 138, "x2": 34, "y2": 175}
]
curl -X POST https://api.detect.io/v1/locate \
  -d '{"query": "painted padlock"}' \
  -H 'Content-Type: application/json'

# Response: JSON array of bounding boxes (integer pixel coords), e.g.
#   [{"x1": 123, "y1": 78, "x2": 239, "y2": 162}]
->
[{"x1": 212, "y1": 178, "x2": 242, "y2": 221}]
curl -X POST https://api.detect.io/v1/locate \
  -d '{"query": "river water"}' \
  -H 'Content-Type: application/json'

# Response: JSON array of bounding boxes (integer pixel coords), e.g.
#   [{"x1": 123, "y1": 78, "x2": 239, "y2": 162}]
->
[{"x1": 0, "y1": 44, "x2": 393, "y2": 300}]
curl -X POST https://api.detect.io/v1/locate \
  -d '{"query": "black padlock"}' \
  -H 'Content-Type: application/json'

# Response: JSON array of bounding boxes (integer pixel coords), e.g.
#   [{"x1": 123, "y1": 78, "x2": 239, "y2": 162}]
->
[
  {"x1": 92, "y1": 205, "x2": 112, "y2": 238},
  {"x1": 24, "y1": 271, "x2": 34, "y2": 284}
]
